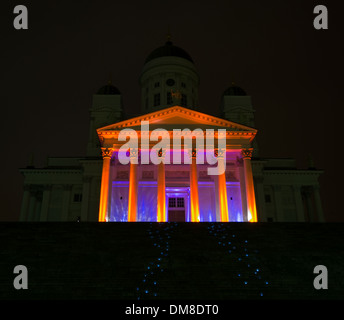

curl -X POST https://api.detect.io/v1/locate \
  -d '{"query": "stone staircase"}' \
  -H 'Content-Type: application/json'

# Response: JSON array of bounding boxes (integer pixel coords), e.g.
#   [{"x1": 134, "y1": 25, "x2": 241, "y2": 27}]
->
[{"x1": 0, "y1": 222, "x2": 343, "y2": 300}]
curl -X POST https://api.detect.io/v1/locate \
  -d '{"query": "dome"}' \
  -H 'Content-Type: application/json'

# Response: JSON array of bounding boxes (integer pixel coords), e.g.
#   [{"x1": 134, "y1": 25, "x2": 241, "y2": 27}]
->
[
  {"x1": 144, "y1": 40, "x2": 194, "y2": 64},
  {"x1": 97, "y1": 83, "x2": 121, "y2": 95},
  {"x1": 223, "y1": 84, "x2": 247, "y2": 96}
]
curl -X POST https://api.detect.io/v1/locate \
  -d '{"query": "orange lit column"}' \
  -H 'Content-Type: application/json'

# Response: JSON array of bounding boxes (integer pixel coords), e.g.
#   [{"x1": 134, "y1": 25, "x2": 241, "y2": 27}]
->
[
  {"x1": 241, "y1": 148, "x2": 257, "y2": 222},
  {"x1": 98, "y1": 147, "x2": 114, "y2": 222},
  {"x1": 217, "y1": 149, "x2": 229, "y2": 222},
  {"x1": 157, "y1": 149, "x2": 166, "y2": 222},
  {"x1": 127, "y1": 148, "x2": 138, "y2": 222},
  {"x1": 189, "y1": 148, "x2": 200, "y2": 222}
]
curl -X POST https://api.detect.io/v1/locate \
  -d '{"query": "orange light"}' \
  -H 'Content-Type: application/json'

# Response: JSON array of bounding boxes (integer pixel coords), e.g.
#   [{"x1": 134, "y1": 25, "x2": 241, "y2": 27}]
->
[
  {"x1": 157, "y1": 162, "x2": 166, "y2": 222},
  {"x1": 128, "y1": 162, "x2": 138, "y2": 222},
  {"x1": 243, "y1": 157, "x2": 257, "y2": 222},
  {"x1": 218, "y1": 162, "x2": 229, "y2": 222},
  {"x1": 190, "y1": 157, "x2": 200, "y2": 222},
  {"x1": 98, "y1": 157, "x2": 111, "y2": 222}
]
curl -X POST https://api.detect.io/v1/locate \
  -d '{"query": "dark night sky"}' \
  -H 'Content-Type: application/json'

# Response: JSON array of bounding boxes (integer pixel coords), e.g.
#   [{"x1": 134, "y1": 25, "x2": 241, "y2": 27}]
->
[{"x1": 0, "y1": 0, "x2": 343, "y2": 221}]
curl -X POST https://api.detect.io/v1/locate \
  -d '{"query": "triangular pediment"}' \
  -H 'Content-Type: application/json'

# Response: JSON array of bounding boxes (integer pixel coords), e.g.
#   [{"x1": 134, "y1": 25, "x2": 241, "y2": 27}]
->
[{"x1": 97, "y1": 106, "x2": 256, "y2": 133}]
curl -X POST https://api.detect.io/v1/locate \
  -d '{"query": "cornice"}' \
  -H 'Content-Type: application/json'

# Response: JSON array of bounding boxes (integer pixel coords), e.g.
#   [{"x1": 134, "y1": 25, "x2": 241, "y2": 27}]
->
[
  {"x1": 20, "y1": 168, "x2": 82, "y2": 175},
  {"x1": 263, "y1": 169, "x2": 324, "y2": 175}
]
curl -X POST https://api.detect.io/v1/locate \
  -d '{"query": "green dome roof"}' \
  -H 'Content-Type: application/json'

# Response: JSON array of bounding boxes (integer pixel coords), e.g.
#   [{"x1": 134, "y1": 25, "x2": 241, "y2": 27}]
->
[
  {"x1": 145, "y1": 41, "x2": 194, "y2": 64},
  {"x1": 223, "y1": 84, "x2": 247, "y2": 96},
  {"x1": 97, "y1": 83, "x2": 121, "y2": 95}
]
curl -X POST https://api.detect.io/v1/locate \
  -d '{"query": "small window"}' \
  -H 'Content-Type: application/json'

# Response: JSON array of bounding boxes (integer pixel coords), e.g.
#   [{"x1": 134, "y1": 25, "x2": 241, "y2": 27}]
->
[
  {"x1": 265, "y1": 194, "x2": 271, "y2": 203},
  {"x1": 181, "y1": 94, "x2": 187, "y2": 107},
  {"x1": 154, "y1": 82, "x2": 160, "y2": 88},
  {"x1": 177, "y1": 198, "x2": 184, "y2": 208},
  {"x1": 73, "y1": 193, "x2": 82, "y2": 202},
  {"x1": 169, "y1": 198, "x2": 176, "y2": 208},
  {"x1": 154, "y1": 93, "x2": 160, "y2": 107},
  {"x1": 181, "y1": 82, "x2": 186, "y2": 88},
  {"x1": 267, "y1": 217, "x2": 274, "y2": 222}
]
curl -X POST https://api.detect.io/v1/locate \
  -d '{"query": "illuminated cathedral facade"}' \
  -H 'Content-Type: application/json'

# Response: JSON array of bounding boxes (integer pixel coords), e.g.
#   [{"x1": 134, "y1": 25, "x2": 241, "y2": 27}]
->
[{"x1": 19, "y1": 39, "x2": 324, "y2": 222}]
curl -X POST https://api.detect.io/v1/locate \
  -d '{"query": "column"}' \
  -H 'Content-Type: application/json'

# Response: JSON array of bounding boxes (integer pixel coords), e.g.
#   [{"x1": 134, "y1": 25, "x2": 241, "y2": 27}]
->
[
  {"x1": 241, "y1": 148, "x2": 257, "y2": 222},
  {"x1": 157, "y1": 149, "x2": 166, "y2": 222},
  {"x1": 273, "y1": 185, "x2": 284, "y2": 222},
  {"x1": 19, "y1": 185, "x2": 31, "y2": 221},
  {"x1": 40, "y1": 185, "x2": 52, "y2": 221},
  {"x1": 313, "y1": 185, "x2": 325, "y2": 222},
  {"x1": 34, "y1": 195, "x2": 42, "y2": 222},
  {"x1": 81, "y1": 177, "x2": 92, "y2": 221},
  {"x1": 301, "y1": 186, "x2": 311, "y2": 221},
  {"x1": 302, "y1": 186, "x2": 315, "y2": 222},
  {"x1": 214, "y1": 173, "x2": 221, "y2": 221},
  {"x1": 238, "y1": 159, "x2": 248, "y2": 221},
  {"x1": 98, "y1": 147, "x2": 114, "y2": 222},
  {"x1": 27, "y1": 188, "x2": 37, "y2": 221},
  {"x1": 128, "y1": 148, "x2": 138, "y2": 222},
  {"x1": 216, "y1": 148, "x2": 229, "y2": 222},
  {"x1": 293, "y1": 185, "x2": 305, "y2": 222},
  {"x1": 61, "y1": 185, "x2": 72, "y2": 221},
  {"x1": 255, "y1": 177, "x2": 267, "y2": 222},
  {"x1": 189, "y1": 148, "x2": 200, "y2": 222}
]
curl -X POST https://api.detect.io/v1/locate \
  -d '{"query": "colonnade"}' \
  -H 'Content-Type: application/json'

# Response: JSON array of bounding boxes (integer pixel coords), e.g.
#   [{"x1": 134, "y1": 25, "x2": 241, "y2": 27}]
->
[{"x1": 98, "y1": 147, "x2": 258, "y2": 222}]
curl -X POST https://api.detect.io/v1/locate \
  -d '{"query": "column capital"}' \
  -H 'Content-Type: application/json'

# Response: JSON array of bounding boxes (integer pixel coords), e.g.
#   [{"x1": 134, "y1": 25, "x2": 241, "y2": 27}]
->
[
  {"x1": 129, "y1": 147, "x2": 139, "y2": 159},
  {"x1": 241, "y1": 148, "x2": 253, "y2": 160},
  {"x1": 274, "y1": 185, "x2": 282, "y2": 192},
  {"x1": 43, "y1": 184, "x2": 53, "y2": 191},
  {"x1": 128, "y1": 147, "x2": 140, "y2": 164},
  {"x1": 313, "y1": 184, "x2": 320, "y2": 191},
  {"x1": 214, "y1": 147, "x2": 226, "y2": 159},
  {"x1": 62, "y1": 184, "x2": 73, "y2": 191},
  {"x1": 301, "y1": 185, "x2": 313, "y2": 196},
  {"x1": 187, "y1": 148, "x2": 198, "y2": 159},
  {"x1": 157, "y1": 148, "x2": 167, "y2": 160},
  {"x1": 101, "y1": 147, "x2": 114, "y2": 159}
]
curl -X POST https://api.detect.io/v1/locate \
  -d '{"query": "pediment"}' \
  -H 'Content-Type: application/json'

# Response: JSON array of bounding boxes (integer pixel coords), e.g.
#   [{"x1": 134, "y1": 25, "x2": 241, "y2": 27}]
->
[{"x1": 97, "y1": 106, "x2": 256, "y2": 133}]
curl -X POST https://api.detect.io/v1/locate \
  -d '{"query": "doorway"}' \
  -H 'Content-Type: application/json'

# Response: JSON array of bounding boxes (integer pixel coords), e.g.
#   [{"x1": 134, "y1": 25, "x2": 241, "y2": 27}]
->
[{"x1": 168, "y1": 197, "x2": 185, "y2": 222}]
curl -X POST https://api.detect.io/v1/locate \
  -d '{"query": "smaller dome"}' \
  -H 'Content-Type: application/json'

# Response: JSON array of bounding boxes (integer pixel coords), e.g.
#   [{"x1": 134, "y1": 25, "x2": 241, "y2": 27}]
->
[
  {"x1": 223, "y1": 83, "x2": 247, "y2": 96},
  {"x1": 97, "y1": 83, "x2": 121, "y2": 95}
]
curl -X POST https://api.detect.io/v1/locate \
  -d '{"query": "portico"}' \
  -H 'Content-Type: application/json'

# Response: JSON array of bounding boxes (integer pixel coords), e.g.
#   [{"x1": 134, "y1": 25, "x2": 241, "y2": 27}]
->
[{"x1": 97, "y1": 106, "x2": 258, "y2": 222}]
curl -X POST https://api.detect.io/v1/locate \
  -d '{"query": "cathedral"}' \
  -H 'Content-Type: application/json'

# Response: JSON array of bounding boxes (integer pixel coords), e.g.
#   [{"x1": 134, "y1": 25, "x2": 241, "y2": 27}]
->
[{"x1": 19, "y1": 38, "x2": 324, "y2": 222}]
